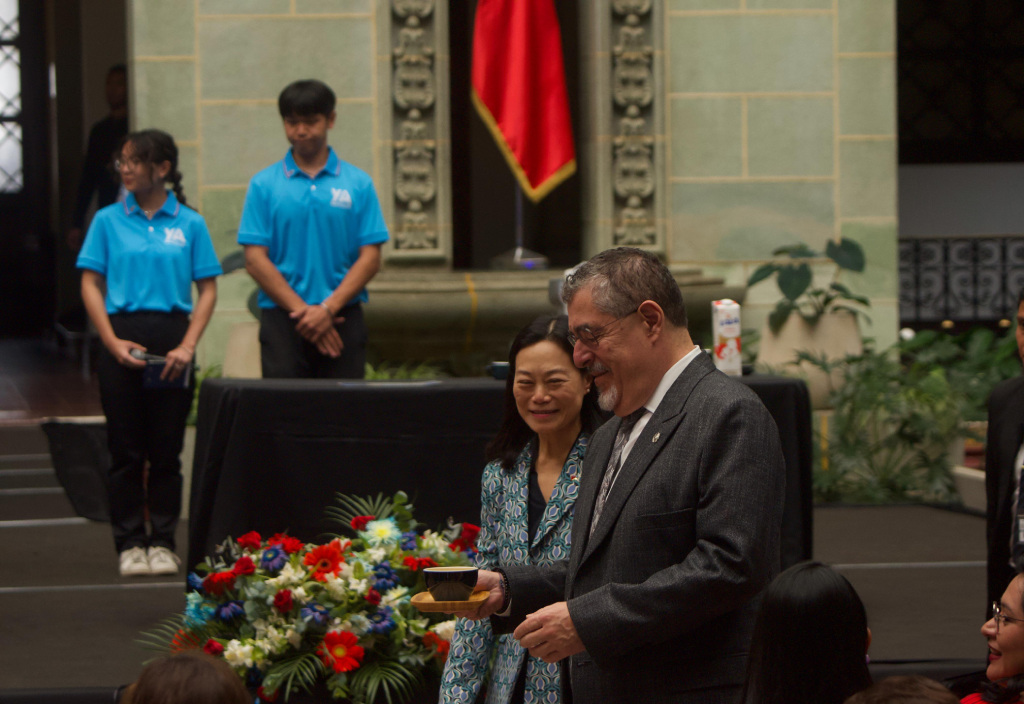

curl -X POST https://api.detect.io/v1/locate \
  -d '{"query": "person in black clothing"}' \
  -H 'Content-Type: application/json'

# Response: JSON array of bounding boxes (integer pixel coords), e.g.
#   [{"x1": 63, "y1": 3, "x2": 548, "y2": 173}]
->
[{"x1": 67, "y1": 64, "x2": 128, "y2": 251}]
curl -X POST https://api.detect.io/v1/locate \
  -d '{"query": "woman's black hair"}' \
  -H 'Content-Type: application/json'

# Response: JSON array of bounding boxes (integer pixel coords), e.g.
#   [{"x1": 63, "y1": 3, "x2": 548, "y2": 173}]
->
[
  {"x1": 485, "y1": 314, "x2": 603, "y2": 470},
  {"x1": 278, "y1": 79, "x2": 336, "y2": 118},
  {"x1": 980, "y1": 573, "x2": 1024, "y2": 703},
  {"x1": 741, "y1": 560, "x2": 872, "y2": 704},
  {"x1": 121, "y1": 129, "x2": 188, "y2": 208}
]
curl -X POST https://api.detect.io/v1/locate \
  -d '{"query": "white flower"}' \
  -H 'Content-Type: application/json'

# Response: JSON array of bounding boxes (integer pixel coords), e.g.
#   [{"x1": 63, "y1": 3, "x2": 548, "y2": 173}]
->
[
  {"x1": 324, "y1": 573, "x2": 348, "y2": 600},
  {"x1": 224, "y1": 640, "x2": 255, "y2": 669},
  {"x1": 286, "y1": 627, "x2": 302, "y2": 649},
  {"x1": 347, "y1": 577, "x2": 368, "y2": 594},
  {"x1": 338, "y1": 561, "x2": 353, "y2": 579},
  {"x1": 432, "y1": 619, "x2": 456, "y2": 641},
  {"x1": 361, "y1": 518, "x2": 401, "y2": 547},
  {"x1": 266, "y1": 562, "x2": 307, "y2": 589},
  {"x1": 364, "y1": 547, "x2": 387, "y2": 563},
  {"x1": 382, "y1": 586, "x2": 410, "y2": 607},
  {"x1": 290, "y1": 586, "x2": 311, "y2": 604}
]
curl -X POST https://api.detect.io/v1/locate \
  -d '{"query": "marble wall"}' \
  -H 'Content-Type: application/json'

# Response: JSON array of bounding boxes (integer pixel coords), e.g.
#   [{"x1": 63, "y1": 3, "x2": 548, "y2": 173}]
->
[{"x1": 127, "y1": 0, "x2": 899, "y2": 368}]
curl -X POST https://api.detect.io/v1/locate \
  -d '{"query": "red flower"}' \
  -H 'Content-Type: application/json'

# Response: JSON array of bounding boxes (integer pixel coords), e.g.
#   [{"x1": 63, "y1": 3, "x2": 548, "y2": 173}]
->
[
  {"x1": 236, "y1": 531, "x2": 262, "y2": 551},
  {"x1": 232, "y1": 556, "x2": 256, "y2": 576},
  {"x1": 273, "y1": 589, "x2": 294, "y2": 613},
  {"x1": 268, "y1": 533, "x2": 305, "y2": 554},
  {"x1": 449, "y1": 523, "x2": 481, "y2": 553},
  {"x1": 170, "y1": 628, "x2": 200, "y2": 653},
  {"x1": 257, "y1": 686, "x2": 279, "y2": 702},
  {"x1": 318, "y1": 631, "x2": 364, "y2": 673},
  {"x1": 303, "y1": 540, "x2": 345, "y2": 582},
  {"x1": 364, "y1": 589, "x2": 381, "y2": 605},
  {"x1": 202, "y1": 571, "x2": 237, "y2": 596},
  {"x1": 350, "y1": 515, "x2": 375, "y2": 531},
  {"x1": 423, "y1": 631, "x2": 450, "y2": 660},
  {"x1": 203, "y1": 639, "x2": 224, "y2": 656},
  {"x1": 402, "y1": 556, "x2": 437, "y2": 571}
]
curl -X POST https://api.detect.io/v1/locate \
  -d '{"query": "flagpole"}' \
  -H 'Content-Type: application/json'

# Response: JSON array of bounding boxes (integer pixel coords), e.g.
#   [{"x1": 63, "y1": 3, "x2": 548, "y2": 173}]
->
[{"x1": 491, "y1": 183, "x2": 549, "y2": 270}]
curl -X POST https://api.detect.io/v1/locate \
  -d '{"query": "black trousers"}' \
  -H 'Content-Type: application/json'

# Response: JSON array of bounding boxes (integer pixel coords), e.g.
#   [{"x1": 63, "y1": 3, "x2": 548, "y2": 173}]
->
[
  {"x1": 258, "y1": 304, "x2": 366, "y2": 379},
  {"x1": 98, "y1": 312, "x2": 193, "y2": 553}
]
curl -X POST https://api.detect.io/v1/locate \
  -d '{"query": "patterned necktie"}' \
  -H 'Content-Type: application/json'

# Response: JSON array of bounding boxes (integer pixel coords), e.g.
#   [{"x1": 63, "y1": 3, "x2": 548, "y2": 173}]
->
[
  {"x1": 1013, "y1": 463, "x2": 1024, "y2": 568},
  {"x1": 590, "y1": 408, "x2": 645, "y2": 537}
]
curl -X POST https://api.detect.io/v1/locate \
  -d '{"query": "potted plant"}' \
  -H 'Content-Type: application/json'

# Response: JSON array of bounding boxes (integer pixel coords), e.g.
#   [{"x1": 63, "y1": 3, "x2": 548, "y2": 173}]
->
[{"x1": 747, "y1": 237, "x2": 870, "y2": 408}]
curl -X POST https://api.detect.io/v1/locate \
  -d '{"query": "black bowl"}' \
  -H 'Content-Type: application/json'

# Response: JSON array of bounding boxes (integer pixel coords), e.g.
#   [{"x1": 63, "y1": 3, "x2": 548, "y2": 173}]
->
[{"x1": 424, "y1": 566, "x2": 477, "y2": 602}]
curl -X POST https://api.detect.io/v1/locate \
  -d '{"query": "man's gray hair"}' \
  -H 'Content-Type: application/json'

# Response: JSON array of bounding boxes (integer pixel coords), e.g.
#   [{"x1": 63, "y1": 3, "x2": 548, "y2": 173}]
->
[{"x1": 561, "y1": 247, "x2": 688, "y2": 328}]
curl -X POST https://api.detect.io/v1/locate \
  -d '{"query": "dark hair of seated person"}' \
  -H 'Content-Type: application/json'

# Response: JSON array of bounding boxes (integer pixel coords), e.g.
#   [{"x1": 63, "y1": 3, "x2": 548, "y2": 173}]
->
[
  {"x1": 485, "y1": 313, "x2": 605, "y2": 471},
  {"x1": 843, "y1": 675, "x2": 959, "y2": 704},
  {"x1": 740, "y1": 560, "x2": 873, "y2": 704},
  {"x1": 119, "y1": 650, "x2": 250, "y2": 704}
]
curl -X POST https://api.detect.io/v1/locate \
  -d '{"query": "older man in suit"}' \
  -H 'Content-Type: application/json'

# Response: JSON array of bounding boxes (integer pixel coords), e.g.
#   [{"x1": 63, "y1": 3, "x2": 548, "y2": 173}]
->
[
  {"x1": 460, "y1": 247, "x2": 786, "y2": 703},
  {"x1": 986, "y1": 288, "x2": 1024, "y2": 609}
]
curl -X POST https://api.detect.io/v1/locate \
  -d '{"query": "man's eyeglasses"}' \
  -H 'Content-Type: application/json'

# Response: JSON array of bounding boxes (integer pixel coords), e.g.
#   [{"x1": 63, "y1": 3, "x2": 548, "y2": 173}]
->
[
  {"x1": 991, "y1": 601, "x2": 1024, "y2": 631},
  {"x1": 567, "y1": 311, "x2": 636, "y2": 347}
]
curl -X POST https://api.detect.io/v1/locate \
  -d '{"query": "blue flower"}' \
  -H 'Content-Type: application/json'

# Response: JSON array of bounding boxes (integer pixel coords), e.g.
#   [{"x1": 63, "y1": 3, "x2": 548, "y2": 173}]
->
[
  {"x1": 187, "y1": 572, "x2": 204, "y2": 592},
  {"x1": 259, "y1": 546, "x2": 287, "y2": 572},
  {"x1": 301, "y1": 602, "x2": 330, "y2": 627},
  {"x1": 246, "y1": 666, "x2": 263, "y2": 688},
  {"x1": 400, "y1": 531, "x2": 418, "y2": 551},
  {"x1": 368, "y1": 606, "x2": 396, "y2": 634},
  {"x1": 372, "y1": 561, "x2": 399, "y2": 591},
  {"x1": 215, "y1": 600, "x2": 245, "y2": 621},
  {"x1": 184, "y1": 591, "x2": 214, "y2": 626}
]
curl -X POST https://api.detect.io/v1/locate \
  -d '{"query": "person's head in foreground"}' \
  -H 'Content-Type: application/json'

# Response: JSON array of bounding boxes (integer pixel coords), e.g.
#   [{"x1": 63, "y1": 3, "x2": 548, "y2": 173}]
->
[
  {"x1": 844, "y1": 675, "x2": 958, "y2": 704},
  {"x1": 740, "y1": 560, "x2": 873, "y2": 704},
  {"x1": 561, "y1": 247, "x2": 692, "y2": 417},
  {"x1": 972, "y1": 572, "x2": 1024, "y2": 703},
  {"x1": 487, "y1": 313, "x2": 602, "y2": 469},
  {"x1": 120, "y1": 651, "x2": 250, "y2": 704}
]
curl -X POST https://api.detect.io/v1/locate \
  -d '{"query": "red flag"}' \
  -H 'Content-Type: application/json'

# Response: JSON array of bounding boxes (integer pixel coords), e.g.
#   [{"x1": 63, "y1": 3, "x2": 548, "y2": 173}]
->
[{"x1": 471, "y1": 0, "x2": 576, "y2": 202}]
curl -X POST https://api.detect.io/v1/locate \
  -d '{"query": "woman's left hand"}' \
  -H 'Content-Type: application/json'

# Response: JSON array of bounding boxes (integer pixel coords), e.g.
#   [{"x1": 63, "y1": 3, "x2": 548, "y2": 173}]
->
[{"x1": 161, "y1": 345, "x2": 194, "y2": 381}]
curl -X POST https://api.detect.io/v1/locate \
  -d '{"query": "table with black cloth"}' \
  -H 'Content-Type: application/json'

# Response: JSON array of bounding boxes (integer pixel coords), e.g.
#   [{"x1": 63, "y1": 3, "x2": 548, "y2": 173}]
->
[{"x1": 187, "y1": 374, "x2": 812, "y2": 572}]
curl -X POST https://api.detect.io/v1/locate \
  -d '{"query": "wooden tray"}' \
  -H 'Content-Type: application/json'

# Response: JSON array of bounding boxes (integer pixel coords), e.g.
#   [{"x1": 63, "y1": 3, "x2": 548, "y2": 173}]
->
[{"x1": 411, "y1": 590, "x2": 490, "y2": 613}]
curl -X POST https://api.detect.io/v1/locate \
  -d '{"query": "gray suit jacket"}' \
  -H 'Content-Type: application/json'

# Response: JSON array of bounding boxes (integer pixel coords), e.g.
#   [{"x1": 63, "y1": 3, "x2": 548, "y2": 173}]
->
[{"x1": 501, "y1": 352, "x2": 786, "y2": 704}]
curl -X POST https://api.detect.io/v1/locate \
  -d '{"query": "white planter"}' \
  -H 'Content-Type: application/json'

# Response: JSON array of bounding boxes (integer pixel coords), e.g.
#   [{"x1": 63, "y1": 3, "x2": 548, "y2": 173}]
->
[{"x1": 756, "y1": 311, "x2": 863, "y2": 410}]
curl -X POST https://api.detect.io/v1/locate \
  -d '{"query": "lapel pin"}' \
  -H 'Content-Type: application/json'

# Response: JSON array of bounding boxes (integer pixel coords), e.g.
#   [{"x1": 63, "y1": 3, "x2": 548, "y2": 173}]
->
[{"x1": 652, "y1": 432, "x2": 660, "y2": 443}]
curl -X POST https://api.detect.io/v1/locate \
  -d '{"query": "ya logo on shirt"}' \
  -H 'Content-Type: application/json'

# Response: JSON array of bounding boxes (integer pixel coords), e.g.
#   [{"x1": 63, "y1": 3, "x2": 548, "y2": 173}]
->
[
  {"x1": 163, "y1": 228, "x2": 187, "y2": 247},
  {"x1": 330, "y1": 188, "x2": 352, "y2": 209}
]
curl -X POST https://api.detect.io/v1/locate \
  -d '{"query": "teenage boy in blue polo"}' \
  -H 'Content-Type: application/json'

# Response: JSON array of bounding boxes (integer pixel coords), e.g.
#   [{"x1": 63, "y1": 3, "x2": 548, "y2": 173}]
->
[{"x1": 238, "y1": 79, "x2": 389, "y2": 378}]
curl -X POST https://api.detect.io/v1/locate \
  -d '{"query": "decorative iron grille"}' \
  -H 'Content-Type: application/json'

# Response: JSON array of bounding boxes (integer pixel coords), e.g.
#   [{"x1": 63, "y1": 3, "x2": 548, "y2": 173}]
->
[
  {"x1": 899, "y1": 237, "x2": 1024, "y2": 324},
  {"x1": 0, "y1": 0, "x2": 22, "y2": 192},
  {"x1": 898, "y1": 0, "x2": 1024, "y2": 163}
]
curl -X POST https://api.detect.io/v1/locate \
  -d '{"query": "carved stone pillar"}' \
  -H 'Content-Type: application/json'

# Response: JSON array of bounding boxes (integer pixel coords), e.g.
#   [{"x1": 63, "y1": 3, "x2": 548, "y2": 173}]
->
[
  {"x1": 579, "y1": 0, "x2": 665, "y2": 257},
  {"x1": 383, "y1": 0, "x2": 451, "y2": 266}
]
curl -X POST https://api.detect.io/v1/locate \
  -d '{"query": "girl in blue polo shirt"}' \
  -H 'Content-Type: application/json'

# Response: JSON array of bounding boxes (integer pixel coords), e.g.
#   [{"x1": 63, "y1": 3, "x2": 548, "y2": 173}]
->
[{"x1": 77, "y1": 129, "x2": 222, "y2": 578}]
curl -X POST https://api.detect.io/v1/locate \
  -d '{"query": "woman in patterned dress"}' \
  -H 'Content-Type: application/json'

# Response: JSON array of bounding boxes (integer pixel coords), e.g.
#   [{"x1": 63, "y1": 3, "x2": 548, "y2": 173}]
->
[{"x1": 439, "y1": 314, "x2": 603, "y2": 704}]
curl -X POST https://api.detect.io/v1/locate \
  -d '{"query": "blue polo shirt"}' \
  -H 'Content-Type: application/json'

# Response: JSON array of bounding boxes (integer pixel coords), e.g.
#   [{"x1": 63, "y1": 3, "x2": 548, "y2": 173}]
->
[
  {"x1": 77, "y1": 192, "x2": 223, "y2": 314},
  {"x1": 237, "y1": 147, "x2": 389, "y2": 309}
]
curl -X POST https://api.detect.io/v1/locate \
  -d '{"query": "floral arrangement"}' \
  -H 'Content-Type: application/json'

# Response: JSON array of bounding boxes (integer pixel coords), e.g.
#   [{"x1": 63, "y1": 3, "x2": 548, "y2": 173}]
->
[{"x1": 143, "y1": 492, "x2": 480, "y2": 704}]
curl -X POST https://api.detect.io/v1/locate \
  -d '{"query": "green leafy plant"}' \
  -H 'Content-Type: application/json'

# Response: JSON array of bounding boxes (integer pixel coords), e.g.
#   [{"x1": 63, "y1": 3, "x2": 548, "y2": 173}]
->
[
  {"x1": 899, "y1": 326, "x2": 1020, "y2": 422},
  {"x1": 747, "y1": 238, "x2": 870, "y2": 333},
  {"x1": 802, "y1": 341, "x2": 968, "y2": 504},
  {"x1": 364, "y1": 361, "x2": 445, "y2": 381}
]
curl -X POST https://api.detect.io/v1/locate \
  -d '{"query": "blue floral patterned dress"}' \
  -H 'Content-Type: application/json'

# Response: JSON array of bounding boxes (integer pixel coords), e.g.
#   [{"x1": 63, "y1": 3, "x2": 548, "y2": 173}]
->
[{"x1": 439, "y1": 434, "x2": 588, "y2": 704}]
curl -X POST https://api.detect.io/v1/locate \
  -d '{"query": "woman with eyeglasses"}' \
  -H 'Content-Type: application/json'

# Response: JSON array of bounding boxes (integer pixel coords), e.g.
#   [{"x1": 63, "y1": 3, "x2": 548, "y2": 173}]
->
[
  {"x1": 77, "y1": 129, "x2": 221, "y2": 578},
  {"x1": 963, "y1": 574, "x2": 1024, "y2": 703},
  {"x1": 740, "y1": 561, "x2": 873, "y2": 704},
  {"x1": 439, "y1": 314, "x2": 604, "y2": 704}
]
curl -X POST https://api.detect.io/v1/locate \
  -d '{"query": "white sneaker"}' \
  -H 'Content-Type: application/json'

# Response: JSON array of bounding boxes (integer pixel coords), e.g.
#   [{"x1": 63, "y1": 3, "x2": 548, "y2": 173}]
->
[
  {"x1": 147, "y1": 546, "x2": 180, "y2": 576},
  {"x1": 119, "y1": 547, "x2": 151, "y2": 576}
]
